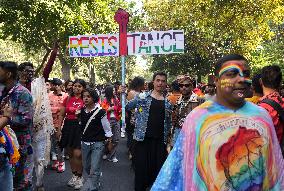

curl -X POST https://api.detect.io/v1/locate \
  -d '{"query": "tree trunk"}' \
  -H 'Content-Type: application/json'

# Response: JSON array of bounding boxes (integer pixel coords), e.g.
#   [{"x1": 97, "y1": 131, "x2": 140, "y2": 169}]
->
[
  {"x1": 198, "y1": 74, "x2": 202, "y2": 83},
  {"x1": 89, "y1": 64, "x2": 96, "y2": 84},
  {"x1": 58, "y1": 53, "x2": 70, "y2": 80}
]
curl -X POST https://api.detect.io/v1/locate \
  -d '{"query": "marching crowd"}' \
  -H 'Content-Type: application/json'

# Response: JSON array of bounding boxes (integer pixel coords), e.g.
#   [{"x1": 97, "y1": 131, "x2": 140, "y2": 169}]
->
[{"x1": 1, "y1": 52, "x2": 284, "y2": 191}]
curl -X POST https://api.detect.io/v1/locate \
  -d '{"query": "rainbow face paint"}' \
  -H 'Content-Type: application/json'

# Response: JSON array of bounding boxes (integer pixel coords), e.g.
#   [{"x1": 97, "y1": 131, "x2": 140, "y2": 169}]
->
[
  {"x1": 244, "y1": 77, "x2": 252, "y2": 84},
  {"x1": 220, "y1": 79, "x2": 234, "y2": 89},
  {"x1": 219, "y1": 62, "x2": 252, "y2": 84},
  {"x1": 219, "y1": 62, "x2": 245, "y2": 77}
]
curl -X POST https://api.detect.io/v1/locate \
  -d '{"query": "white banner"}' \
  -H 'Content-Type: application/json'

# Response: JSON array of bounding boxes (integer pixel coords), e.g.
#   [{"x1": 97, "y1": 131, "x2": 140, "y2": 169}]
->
[
  {"x1": 69, "y1": 30, "x2": 184, "y2": 57},
  {"x1": 127, "y1": 30, "x2": 184, "y2": 55},
  {"x1": 69, "y1": 34, "x2": 119, "y2": 57}
]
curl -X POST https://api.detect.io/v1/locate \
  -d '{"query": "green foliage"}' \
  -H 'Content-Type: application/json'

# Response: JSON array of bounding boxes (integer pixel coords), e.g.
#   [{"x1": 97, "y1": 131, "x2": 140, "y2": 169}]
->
[
  {"x1": 0, "y1": 0, "x2": 128, "y2": 50},
  {"x1": 143, "y1": 0, "x2": 284, "y2": 79},
  {"x1": 0, "y1": 37, "x2": 47, "y2": 67},
  {"x1": 94, "y1": 56, "x2": 136, "y2": 83},
  {"x1": 0, "y1": 0, "x2": 143, "y2": 81}
]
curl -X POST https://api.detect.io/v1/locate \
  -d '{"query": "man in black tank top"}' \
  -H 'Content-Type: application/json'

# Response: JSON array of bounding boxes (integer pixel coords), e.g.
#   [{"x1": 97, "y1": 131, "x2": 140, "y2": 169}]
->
[{"x1": 127, "y1": 72, "x2": 172, "y2": 191}]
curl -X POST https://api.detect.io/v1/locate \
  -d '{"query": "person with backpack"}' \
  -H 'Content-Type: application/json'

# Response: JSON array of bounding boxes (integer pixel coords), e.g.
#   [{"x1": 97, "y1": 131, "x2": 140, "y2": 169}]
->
[
  {"x1": 259, "y1": 65, "x2": 284, "y2": 154},
  {"x1": 79, "y1": 88, "x2": 112, "y2": 191}
]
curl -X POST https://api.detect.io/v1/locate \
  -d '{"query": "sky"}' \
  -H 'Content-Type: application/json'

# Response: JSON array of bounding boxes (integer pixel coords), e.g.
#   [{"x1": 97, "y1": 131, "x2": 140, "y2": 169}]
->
[{"x1": 125, "y1": 0, "x2": 143, "y2": 10}]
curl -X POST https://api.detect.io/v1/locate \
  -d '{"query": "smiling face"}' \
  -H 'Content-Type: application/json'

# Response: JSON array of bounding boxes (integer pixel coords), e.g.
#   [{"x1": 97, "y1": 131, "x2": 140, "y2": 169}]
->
[{"x1": 215, "y1": 60, "x2": 251, "y2": 106}]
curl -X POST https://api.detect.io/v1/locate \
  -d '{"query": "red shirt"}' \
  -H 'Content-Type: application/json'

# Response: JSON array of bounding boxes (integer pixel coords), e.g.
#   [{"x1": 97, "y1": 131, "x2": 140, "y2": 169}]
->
[
  {"x1": 63, "y1": 96, "x2": 84, "y2": 120},
  {"x1": 259, "y1": 92, "x2": 284, "y2": 143}
]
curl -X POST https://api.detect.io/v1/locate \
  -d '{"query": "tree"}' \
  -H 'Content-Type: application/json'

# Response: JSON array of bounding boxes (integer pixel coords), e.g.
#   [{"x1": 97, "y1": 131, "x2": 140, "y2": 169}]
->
[
  {"x1": 0, "y1": 0, "x2": 138, "y2": 80},
  {"x1": 0, "y1": 37, "x2": 48, "y2": 68},
  {"x1": 143, "y1": 0, "x2": 284, "y2": 80},
  {"x1": 94, "y1": 56, "x2": 136, "y2": 83}
]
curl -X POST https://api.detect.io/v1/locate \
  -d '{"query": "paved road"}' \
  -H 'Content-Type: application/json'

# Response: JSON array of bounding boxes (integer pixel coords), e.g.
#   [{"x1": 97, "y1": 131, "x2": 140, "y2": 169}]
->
[{"x1": 44, "y1": 138, "x2": 134, "y2": 191}]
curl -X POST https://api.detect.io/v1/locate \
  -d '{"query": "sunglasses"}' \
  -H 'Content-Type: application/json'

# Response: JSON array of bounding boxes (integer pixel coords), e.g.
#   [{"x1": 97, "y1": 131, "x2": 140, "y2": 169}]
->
[{"x1": 179, "y1": 84, "x2": 191, "y2": 88}]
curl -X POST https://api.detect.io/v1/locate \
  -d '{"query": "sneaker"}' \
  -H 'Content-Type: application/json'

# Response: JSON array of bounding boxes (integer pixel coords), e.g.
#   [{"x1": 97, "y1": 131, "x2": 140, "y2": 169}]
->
[
  {"x1": 102, "y1": 154, "x2": 108, "y2": 160},
  {"x1": 67, "y1": 174, "x2": 78, "y2": 187},
  {"x1": 51, "y1": 160, "x2": 59, "y2": 170},
  {"x1": 51, "y1": 153, "x2": 57, "y2": 161},
  {"x1": 57, "y1": 161, "x2": 65, "y2": 173},
  {"x1": 73, "y1": 176, "x2": 84, "y2": 190},
  {"x1": 108, "y1": 157, "x2": 118, "y2": 163},
  {"x1": 120, "y1": 131, "x2": 125, "y2": 138}
]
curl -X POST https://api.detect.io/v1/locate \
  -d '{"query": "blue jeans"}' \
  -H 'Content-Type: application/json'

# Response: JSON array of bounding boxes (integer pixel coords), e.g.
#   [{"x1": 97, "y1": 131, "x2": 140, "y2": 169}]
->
[
  {"x1": 0, "y1": 158, "x2": 13, "y2": 191},
  {"x1": 81, "y1": 141, "x2": 104, "y2": 191}
]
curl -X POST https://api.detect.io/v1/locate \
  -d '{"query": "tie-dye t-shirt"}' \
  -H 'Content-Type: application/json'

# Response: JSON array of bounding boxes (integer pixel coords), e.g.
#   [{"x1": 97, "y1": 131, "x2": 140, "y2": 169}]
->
[{"x1": 151, "y1": 101, "x2": 284, "y2": 191}]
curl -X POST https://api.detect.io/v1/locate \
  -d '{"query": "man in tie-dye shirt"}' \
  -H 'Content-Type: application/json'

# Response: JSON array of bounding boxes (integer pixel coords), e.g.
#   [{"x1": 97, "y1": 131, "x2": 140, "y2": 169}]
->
[
  {"x1": 0, "y1": 61, "x2": 33, "y2": 191},
  {"x1": 152, "y1": 54, "x2": 284, "y2": 191}
]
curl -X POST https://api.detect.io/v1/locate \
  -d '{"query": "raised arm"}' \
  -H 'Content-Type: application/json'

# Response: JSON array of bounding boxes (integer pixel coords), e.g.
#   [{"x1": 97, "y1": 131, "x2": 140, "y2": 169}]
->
[{"x1": 43, "y1": 42, "x2": 59, "y2": 81}]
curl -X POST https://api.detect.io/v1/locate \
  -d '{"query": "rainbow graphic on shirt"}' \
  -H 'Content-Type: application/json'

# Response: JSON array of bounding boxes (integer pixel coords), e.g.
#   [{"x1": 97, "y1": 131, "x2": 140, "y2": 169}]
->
[{"x1": 151, "y1": 101, "x2": 284, "y2": 191}]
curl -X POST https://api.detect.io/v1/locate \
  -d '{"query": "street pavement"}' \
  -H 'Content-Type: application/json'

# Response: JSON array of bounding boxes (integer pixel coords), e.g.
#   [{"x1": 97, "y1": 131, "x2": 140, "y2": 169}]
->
[{"x1": 44, "y1": 138, "x2": 134, "y2": 191}]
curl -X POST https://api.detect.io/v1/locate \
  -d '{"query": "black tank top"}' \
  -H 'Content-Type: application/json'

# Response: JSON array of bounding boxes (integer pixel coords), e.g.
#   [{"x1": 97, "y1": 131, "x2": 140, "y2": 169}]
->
[{"x1": 145, "y1": 97, "x2": 165, "y2": 138}]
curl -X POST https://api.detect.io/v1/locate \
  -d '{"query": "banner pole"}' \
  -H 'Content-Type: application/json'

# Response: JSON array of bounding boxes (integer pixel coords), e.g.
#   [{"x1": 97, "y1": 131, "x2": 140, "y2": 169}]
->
[
  {"x1": 114, "y1": 8, "x2": 129, "y2": 137},
  {"x1": 121, "y1": 55, "x2": 126, "y2": 134}
]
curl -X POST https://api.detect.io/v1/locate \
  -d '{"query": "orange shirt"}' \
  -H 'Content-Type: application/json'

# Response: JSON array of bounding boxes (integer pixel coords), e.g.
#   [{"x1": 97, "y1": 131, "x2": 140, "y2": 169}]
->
[
  {"x1": 167, "y1": 93, "x2": 182, "y2": 105},
  {"x1": 49, "y1": 91, "x2": 68, "y2": 128}
]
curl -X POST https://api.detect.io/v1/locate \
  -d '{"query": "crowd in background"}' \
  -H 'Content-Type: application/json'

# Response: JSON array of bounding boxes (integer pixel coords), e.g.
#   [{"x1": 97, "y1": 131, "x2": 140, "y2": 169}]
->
[{"x1": 1, "y1": 54, "x2": 284, "y2": 191}]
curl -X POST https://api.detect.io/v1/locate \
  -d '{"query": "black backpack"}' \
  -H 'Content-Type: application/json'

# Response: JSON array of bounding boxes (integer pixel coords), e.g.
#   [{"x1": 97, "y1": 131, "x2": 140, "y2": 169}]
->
[{"x1": 261, "y1": 98, "x2": 284, "y2": 156}]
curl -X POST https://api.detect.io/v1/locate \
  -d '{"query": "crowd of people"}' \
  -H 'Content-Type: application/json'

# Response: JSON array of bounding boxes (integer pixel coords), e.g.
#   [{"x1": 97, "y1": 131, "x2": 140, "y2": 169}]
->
[{"x1": 0, "y1": 53, "x2": 284, "y2": 191}]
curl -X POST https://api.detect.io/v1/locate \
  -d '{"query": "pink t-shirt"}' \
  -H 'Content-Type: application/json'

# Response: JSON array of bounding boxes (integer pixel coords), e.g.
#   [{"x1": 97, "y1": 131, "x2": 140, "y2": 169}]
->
[
  {"x1": 49, "y1": 91, "x2": 68, "y2": 128},
  {"x1": 63, "y1": 96, "x2": 84, "y2": 120}
]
